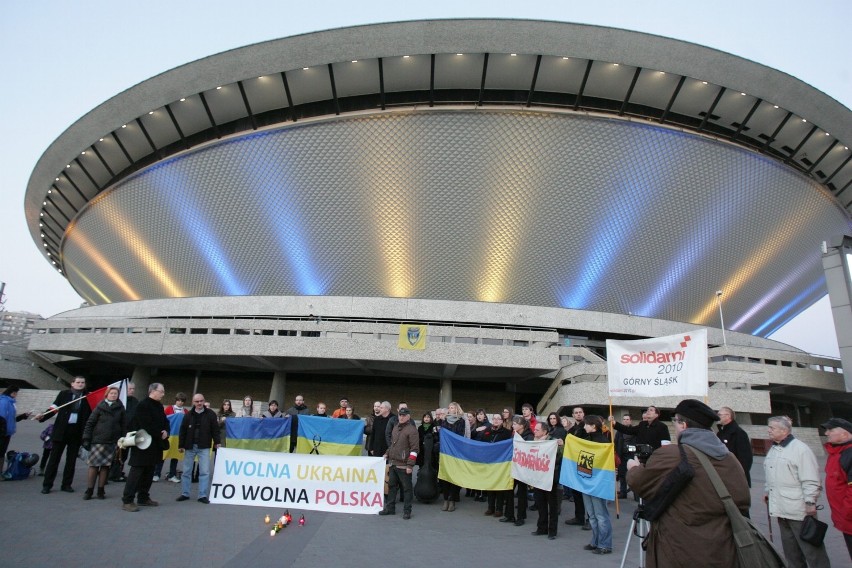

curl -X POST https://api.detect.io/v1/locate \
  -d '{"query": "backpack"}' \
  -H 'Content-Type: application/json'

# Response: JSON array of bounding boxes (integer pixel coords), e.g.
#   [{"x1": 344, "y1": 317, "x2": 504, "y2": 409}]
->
[
  {"x1": 3, "y1": 451, "x2": 39, "y2": 481},
  {"x1": 685, "y1": 445, "x2": 786, "y2": 567}
]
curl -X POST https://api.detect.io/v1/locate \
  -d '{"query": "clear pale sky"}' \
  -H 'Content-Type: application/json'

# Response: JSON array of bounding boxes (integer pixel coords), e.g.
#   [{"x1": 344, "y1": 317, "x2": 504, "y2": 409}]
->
[{"x1": 1, "y1": 1, "x2": 848, "y2": 357}]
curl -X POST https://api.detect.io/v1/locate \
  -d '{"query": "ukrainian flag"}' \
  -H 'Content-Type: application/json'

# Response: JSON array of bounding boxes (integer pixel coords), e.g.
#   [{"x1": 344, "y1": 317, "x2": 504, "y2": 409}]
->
[
  {"x1": 559, "y1": 435, "x2": 616, "y2": 500},
  {"x1": 163, "y1": 413, "x2": 184, "y2": 460},
  {"x1": 438, "y1": 429, "x2": 513, "y2": 490},
  {"x1": 295, "y1": 415, "x2": 363, "y2": 456},
  {"x1": 225, "y1": 417, "x2": 291, "y2": 453}
]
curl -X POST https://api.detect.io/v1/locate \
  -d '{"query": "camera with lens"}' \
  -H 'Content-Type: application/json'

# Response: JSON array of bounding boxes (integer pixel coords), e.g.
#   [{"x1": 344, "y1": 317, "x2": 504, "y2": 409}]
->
[{"x1": 629, "y1": 443, "x2": 654, "y2": 464}]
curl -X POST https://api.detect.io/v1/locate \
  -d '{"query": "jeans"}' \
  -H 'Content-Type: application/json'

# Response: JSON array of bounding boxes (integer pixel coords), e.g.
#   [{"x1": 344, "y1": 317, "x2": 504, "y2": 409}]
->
[
  {"x1": 386, "y1": 466, "x2": 413, "y2": 513},
  {"x1": 180, "y1": 446, "x2": 211, "y2": 499},
  {"x1": 582, "y1": 493, "x2": 612, "y2": 550}
]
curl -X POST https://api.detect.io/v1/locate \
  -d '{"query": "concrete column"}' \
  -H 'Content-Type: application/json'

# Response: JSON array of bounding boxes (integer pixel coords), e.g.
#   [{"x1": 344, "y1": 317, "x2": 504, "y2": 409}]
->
[
  {"x1": 439, "y1": 378, "x2": 452, "y2": 408},
  {"x1": 270, "y1": 371, "x2": 286, "y2": 405},
  {"x1": 822, "y1": 235, "x2": 852, "y2": 392},
  {"x1": 131, "y1": 366, "x2": 151, "y2": 396}
]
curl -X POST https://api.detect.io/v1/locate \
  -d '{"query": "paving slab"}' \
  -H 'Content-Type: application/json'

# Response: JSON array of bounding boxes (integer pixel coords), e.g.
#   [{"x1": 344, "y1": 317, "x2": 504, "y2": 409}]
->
[{"x1": 0, "y1": 420, "x2": 846, "y2": 567}]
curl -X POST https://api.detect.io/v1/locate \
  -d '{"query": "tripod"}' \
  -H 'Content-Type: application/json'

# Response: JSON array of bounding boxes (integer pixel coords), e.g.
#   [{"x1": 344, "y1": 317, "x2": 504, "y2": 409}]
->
[{"x1": 619, "y1": 498, "x2": 649, "y2": 568}]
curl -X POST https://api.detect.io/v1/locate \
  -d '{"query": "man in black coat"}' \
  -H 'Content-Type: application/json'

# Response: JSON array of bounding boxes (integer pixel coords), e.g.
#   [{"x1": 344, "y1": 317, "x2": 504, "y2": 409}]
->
[
  {"x1": 38, "y1": 376, "x2": 91, "y2": 494},
  {"x1": 610, "y1": 405, "x2": 671, "y2": 450},
  {"x1": 716, "y1": 406, "x2": 753, "y2": 487},
  {"x1": 122, "y1": 383, "x2": 169, "y2": 512}
]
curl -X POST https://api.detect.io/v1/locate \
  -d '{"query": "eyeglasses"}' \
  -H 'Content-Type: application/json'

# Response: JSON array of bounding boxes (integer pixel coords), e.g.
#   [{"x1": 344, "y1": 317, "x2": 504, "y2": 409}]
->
[{"x1": 672, "y1": 417, "x2": 685, "y2": 424}]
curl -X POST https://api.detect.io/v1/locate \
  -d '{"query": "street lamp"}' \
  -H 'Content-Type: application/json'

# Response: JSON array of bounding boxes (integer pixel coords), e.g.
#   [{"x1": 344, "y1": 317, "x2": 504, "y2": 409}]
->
[{"x1": 715, "y1": 290, "x2": 727, "y2": 347}]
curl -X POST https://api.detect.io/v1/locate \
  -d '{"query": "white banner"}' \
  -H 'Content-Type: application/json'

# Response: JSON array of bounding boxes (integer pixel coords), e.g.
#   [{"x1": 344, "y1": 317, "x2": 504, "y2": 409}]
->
[
  {"x1": 210, "y1": 448, "x2": 385, "y2": 514},
  {"x1": 511, "y1": 436, "x2": 558, "y2": 491},
  {"x1": 607, "y1": 329, "x2": 708, "y2": 398}
]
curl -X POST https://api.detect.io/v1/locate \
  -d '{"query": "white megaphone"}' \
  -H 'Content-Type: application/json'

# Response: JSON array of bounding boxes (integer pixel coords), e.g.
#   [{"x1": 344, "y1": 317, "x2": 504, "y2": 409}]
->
[{"x1": 118, "y1": 429, "x2": 152, "y2": 450}]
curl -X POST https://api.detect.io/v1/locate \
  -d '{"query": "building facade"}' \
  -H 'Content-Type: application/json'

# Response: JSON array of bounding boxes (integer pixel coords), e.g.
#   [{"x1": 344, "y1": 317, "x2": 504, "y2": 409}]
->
[{"x1": 21, "y1": 20, "x2": 852, "y2": 426}]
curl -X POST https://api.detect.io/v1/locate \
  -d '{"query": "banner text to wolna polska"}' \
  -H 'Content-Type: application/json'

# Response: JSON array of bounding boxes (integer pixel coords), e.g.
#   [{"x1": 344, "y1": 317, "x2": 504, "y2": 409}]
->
[
  {"x1": 606, "y1": 329, "x2": 708, "y2": 398},
  {"x1": 210, "y1": 448, "x2": 385, "y2": 514}
]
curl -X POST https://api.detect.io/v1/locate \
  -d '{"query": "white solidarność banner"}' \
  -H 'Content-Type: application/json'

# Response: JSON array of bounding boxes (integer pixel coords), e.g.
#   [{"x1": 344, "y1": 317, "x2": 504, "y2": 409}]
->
[
  {"x1": 607, "y1": 329, "x2": 708, "y2": 398},
  {"x1": 512, "y1": 437, "x2": 558, "y2": 491},
  {"x1": 210, "y1": 448, "x2": 386, "y2": 514}
]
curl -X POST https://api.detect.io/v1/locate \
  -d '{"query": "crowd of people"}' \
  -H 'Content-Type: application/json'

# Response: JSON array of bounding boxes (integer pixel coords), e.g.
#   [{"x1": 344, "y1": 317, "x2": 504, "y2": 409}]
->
[{"x1": 19, "y1": 376, "x2": 851, "y2": 565}]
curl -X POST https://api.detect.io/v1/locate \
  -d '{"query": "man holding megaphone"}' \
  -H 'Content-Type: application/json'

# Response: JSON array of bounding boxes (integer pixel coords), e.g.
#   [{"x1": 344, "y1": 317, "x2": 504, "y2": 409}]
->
[{"x1": 121, "y1": 383, "x2": 169, "y2": 513}]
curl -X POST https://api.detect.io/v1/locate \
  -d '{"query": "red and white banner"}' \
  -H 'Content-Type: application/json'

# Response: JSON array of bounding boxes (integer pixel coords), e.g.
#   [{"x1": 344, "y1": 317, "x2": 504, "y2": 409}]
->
[
  {"x1": 511, "y1": 436, "x2": 558, "y2": 491},
  {"x1": 607, "y1": 329, "x2": 708, "y2": 398},
  {"x1": 210, "y1": 448, "x2": 385, "y2": 514}
]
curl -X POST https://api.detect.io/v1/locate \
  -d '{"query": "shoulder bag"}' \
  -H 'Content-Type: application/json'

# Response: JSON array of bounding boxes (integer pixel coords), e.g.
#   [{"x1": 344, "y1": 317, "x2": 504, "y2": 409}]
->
[{"x1": 685, "y1": 445, "x2": 786, "y2": 568}]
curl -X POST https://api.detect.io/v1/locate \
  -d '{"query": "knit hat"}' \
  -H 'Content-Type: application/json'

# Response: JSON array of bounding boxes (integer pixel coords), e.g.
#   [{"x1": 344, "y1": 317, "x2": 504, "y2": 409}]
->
[{"x1": 673, "y1": 399, "x2": 718, "y2": 428}]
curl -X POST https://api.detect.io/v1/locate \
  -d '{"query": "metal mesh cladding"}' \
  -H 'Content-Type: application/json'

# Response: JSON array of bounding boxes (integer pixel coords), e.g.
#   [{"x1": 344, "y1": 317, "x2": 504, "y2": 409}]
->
[{"x1": 60, "y1": 110, "x2": 852, "y2": 334}]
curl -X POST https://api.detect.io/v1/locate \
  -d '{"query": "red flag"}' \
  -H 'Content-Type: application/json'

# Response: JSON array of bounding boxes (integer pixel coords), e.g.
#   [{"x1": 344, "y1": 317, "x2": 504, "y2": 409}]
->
[{"x1": 86, "y1": 379, "x2": 127, "y2": 410}]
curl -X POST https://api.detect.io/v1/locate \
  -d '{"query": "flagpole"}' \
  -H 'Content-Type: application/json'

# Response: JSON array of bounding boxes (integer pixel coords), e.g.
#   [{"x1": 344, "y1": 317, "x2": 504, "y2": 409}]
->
[
  {"x1": 609, "y1": 397, "x2": 620, "y2": 519},
  {"x1": 31, "y1": 391, "x2": 95, "y2": 419},
  {"x1": 31, "y1": 378, "x2": 126, "y2": 420}
]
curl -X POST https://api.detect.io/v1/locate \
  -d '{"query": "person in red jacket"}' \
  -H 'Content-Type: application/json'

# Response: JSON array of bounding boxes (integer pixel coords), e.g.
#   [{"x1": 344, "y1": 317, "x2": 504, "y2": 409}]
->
[{"x1": 822, "y1": 417, "x2": 852, "y2": 561}]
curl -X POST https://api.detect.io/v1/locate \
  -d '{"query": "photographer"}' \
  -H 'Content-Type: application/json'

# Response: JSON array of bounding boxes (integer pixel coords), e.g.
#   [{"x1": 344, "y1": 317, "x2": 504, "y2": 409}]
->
[
  {"x1": 626, "y1": 399, "x2": 750, "y2": 567},
  {"x1": 609, "y1": 405, "x2": 670, "y2": 450}
]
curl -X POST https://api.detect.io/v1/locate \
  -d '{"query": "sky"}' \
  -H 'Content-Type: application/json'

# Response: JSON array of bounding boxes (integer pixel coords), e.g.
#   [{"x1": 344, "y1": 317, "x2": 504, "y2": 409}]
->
[{"x1": 0, "y1": 0, "x2": 849, "y2": 357}]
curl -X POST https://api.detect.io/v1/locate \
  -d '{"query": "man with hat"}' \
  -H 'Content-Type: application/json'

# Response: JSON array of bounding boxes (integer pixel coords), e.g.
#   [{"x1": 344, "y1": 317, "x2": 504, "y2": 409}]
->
[
  {"x1": 822, "y1": 417, "x2": 852, "y2": 561},
  {"x1": 378, "y1": 407, "x2": 418, "y2": 520},
  {"x1": 627, "y1": 399, "x2": 750, "y2": 568}
]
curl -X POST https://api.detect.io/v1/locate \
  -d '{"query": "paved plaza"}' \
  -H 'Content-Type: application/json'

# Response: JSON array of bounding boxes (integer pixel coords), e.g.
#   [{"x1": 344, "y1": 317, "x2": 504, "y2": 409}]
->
[{"x1": 0, "y1": 420, "x2": 846, "y2": 567}]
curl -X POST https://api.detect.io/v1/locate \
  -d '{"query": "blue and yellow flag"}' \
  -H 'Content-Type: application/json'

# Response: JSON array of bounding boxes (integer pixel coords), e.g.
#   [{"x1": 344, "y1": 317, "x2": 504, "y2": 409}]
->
[
  {"x1": 559, "y1": 435, "x2": 616, "y2": 500},
  {"x1": 225, "y1": 417, "x2": 291, "y2": 453},
  {"x1": 163, "y1": 413, "x2": 184, "y2": 460},
  {"x1": 295, "y1": 415, "x2": 363, "y2": 456},
  {"x1": 438, "y1": 429, "x2": 513, "y2": 490},
  {"x1": 398, "y1": 324, "x2": 427, "y2": 350}
]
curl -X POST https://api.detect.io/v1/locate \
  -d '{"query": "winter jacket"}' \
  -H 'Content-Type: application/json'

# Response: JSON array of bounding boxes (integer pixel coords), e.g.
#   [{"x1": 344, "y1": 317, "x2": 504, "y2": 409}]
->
[
  {"x1": 0, "y1": 394, "x2": 21, "y2": 437},
  {"x1": 178, "y1": 407, "x2": 221, "y2": 450},
  {"x1": 38, "y1": 388, "x2": 92, "y2": 444},
  {"x1": 285, "y1": 404, "x2": 310, "y2": 416},
  {"x1": 612, "y1": 418, "x2": 670, "y2": 449},
  {"x1": 475, "y1": 425, "x2": 512, "y2": 443},
  {"x1": 628, "y1": 428, "x2": 750, "y2": 568},
  {"x1": 716, "y1": 420, "x2": 753, "y2": 486},
  {"x1": 386, "y1": 419, "x2": 419, "y2": 468},
  {"x1": 83, "y1": 399, "x2": 126, "y2": 445},
  {"x1": 824, "y1": 440, "x2": 852, "y2": 535},
  {"x1": 764, "y1": 434, "x2": 822, "y2": 521},
  {"x1": 128, "y1": 396, "x2": 168, "y2": 467}
]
